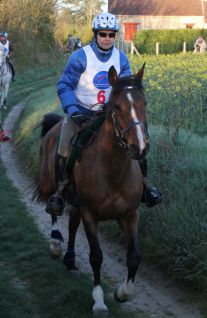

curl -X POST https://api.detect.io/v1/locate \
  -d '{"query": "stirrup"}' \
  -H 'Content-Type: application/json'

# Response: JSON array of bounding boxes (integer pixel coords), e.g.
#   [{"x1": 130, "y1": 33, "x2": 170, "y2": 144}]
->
[{"x1": 46, "y1": 194, "x2": 65, "y2": 216}]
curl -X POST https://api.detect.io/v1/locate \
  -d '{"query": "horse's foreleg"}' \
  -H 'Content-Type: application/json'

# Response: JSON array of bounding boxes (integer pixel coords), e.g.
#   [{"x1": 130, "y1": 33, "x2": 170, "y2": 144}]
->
[
  {"x1": 49, "y1": 214, "x2": 64, "y2": 259},
  {"x1": 115, "y1": 210, "x2": 141, "y2": 302},
  {"x1": 63, "y1": 208, "x2": 81, "y2": 271},
  {"x1": 2, "y1": 83, "x2": 10, "y2": 108},
  {"x1": 82, "y1": 209, "x2": 108, "y2": 314}
]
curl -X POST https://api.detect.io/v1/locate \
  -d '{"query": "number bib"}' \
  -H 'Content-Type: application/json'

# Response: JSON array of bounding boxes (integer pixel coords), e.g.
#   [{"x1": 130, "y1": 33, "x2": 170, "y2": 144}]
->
[{"x1": 75, "y1": 45, "x2": 120, "y2": 110}]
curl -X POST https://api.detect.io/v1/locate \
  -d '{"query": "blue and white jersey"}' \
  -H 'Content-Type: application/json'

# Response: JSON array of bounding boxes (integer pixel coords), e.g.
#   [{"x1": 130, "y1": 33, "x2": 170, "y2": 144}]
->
[
  {"x1": 57, "y1": 40, "x2": 132, "y2": 117},
  {"x1": 75, "y1": 45, "x2": 120, "y2": 110},
  {"x1": 0, "y1": 40, "x2": 9, "y2": 56}
]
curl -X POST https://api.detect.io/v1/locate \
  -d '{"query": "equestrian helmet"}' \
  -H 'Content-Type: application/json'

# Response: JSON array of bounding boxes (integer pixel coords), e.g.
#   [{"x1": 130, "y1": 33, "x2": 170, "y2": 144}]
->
[
  {"x1": 0, "y1": 32, "x2": 8, "y2": 37},
  {"x1": 92, "y1": 13, "x2": 119, "y2": 32}
]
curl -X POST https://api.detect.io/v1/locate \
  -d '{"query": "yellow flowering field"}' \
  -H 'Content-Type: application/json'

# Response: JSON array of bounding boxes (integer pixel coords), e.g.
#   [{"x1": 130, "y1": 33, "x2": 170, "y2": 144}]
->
[{"x1": 130, "y1": 53, "x2": 207, "y2": 141}]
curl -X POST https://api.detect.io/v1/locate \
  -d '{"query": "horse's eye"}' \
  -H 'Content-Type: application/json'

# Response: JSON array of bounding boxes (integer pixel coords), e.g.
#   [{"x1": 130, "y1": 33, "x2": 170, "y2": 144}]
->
[{"x1": 115, "y1": 104, "x2": 120, "y2": 111}]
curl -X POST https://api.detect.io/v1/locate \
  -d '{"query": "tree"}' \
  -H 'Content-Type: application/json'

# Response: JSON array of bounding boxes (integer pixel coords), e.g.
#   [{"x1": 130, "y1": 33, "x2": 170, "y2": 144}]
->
[{"x1": 62, "y1": 0, "x2": 104, "y2": 28}]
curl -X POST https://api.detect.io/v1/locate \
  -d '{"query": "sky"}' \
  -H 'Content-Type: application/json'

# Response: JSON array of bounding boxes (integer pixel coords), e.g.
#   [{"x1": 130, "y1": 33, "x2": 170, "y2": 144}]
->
[{"x1": 102, "y1": 0, "x2": 108, "y2": 12}]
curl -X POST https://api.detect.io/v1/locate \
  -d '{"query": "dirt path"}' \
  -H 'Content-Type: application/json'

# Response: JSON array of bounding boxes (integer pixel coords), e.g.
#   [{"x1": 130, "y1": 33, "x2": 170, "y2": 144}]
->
[{"x1": 0, "y1": 103, "x2": 201, "y2": 318}]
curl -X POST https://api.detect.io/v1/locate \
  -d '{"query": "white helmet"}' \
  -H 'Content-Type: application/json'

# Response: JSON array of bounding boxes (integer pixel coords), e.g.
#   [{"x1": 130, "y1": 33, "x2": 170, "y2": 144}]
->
[
  {"x1": 0, "y1": 31, "x2": 8, "y2": 38},
  {"x1": 92, "y1": 13, "x2": 119, "y2": 32}
]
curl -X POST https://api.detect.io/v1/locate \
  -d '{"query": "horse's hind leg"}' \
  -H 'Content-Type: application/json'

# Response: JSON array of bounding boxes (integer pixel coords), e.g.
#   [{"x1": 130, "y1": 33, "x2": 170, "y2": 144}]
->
[
  {"x1": 81, "y1": 208, "x2": 108, "y2": 314},
  {"x1": 49, "y1": 214, "x2": 64, "y2": 259},
  {"x1": 63, "y1": 207, "x2": 81, "y2": 271},
  {"x1": 114, "y1": 210, "x2": 141, "y2": 302}
]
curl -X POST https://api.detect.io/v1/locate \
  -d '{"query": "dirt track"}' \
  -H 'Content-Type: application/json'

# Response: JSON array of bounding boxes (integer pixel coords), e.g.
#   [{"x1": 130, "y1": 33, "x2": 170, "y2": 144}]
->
[{"x1": 0, "y1": 103, "x2": 201, "y2": 318}]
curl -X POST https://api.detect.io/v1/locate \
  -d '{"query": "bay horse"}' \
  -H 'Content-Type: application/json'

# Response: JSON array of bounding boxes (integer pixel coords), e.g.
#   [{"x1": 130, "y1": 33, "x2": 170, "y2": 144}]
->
[
  {"x1": 0, "y1": 50, "x2": 12, "y2": 109},
  {"x1": 34, "y1": 64, "x2": 149, "y2": 313}
]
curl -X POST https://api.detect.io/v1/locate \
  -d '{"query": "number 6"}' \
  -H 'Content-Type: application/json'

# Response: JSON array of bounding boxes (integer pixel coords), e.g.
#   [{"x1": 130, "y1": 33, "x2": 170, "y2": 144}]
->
[{"x1": 97, "y1": 90, "x2": 105, "y2": 103}]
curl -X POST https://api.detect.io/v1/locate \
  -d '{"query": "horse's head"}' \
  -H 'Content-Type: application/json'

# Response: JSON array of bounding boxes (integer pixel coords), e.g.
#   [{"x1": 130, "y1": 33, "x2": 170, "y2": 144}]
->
[{"x1": 108, "y1": 63, "x2": 149, "y2": 161}]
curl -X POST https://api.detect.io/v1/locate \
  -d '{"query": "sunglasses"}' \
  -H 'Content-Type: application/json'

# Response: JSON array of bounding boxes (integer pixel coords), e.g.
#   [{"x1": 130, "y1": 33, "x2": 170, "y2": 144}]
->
[{"x1": 97, "y1": 32, "x2": 116, "y2": 38}]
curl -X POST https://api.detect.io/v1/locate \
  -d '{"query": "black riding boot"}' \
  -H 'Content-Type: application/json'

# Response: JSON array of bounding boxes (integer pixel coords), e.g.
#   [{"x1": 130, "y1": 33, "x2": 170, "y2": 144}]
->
[
  {"x1": 140, "y1": 158, "x2": 162, "y2": 207},
  {"x1": 45, "y1": 154, "x2": 68, "y2": 216},
  {"x1": 6, "y1": 60, "x2": 16, "y2": 81}
]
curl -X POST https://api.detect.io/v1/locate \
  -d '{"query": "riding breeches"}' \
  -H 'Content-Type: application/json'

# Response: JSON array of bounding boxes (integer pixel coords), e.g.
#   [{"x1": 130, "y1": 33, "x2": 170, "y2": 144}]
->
[{"x1": 58, "y1": 117, "x2": 79, "y2": 158}]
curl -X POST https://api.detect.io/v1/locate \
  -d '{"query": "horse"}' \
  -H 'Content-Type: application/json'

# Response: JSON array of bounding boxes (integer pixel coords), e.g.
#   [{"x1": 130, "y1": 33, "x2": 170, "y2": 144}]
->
[
  {"x1": 0, "y1": 50, "x2": 12, "y2": 109},
  {"x1": 33, "y1": 63, "x2": 149, "y2": 313}
]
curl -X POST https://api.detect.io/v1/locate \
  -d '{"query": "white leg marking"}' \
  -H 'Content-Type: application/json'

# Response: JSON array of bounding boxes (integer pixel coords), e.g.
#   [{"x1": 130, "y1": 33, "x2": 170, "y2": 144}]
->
[
  {"x1": 92, "y1": 285, "x2": 108, "y2": 313},
  {"x1": 115, "y1": 278, "x2": 134, "y2": 302}
]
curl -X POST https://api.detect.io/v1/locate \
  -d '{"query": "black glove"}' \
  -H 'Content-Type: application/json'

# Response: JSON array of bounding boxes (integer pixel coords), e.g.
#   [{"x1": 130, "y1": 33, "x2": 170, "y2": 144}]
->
[{"x1": 71, "y1": 111, "x2": 88, "y2": 126}]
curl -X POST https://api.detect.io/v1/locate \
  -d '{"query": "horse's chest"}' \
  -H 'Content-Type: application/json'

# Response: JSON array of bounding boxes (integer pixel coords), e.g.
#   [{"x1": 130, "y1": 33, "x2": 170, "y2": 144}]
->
[{"x1": 80, "y1": 186, "x2": 141, "y2": 220}]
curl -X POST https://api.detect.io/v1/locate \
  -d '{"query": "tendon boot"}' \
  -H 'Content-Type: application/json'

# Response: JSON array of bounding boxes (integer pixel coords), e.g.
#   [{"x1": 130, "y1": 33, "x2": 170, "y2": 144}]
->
[
  {"x1": 45, "y1": 154, "x2": 68, "y2": 216},
  {"x1": 140, "y1": 158, "x2": 162, "y2": 208}
]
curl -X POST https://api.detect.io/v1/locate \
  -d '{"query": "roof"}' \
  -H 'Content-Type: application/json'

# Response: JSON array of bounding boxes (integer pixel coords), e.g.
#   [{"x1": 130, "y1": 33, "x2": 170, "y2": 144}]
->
[{"x1": 108, "y1": 0, "x2": 204, "y2": 16}]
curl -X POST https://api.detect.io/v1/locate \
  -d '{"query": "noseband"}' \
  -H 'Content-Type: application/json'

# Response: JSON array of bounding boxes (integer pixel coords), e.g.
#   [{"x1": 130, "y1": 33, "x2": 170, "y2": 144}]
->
[{"x1": 111, "y1": 111, "x2": 148, "y2": 141}]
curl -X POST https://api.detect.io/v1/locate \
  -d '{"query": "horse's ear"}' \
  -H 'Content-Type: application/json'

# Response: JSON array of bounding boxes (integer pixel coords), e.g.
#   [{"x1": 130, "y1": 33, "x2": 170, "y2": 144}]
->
[
  {"x1": 136, "y1": 62, "x2": 146, "y2": 81},
  {"x1": 108, "y1": 66, "x2": 118, "y2": 86}
]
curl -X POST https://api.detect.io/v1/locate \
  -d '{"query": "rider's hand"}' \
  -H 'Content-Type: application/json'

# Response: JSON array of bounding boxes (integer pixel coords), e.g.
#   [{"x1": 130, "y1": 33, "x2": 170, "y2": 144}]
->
[{"x1": 71, "y1": 111, "x2": 88, "y2": 126}]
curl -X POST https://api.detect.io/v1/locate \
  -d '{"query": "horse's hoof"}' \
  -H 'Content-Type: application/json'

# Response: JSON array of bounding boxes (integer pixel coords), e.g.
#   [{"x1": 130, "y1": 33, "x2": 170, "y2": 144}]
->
[
  {"x1": 93, "y1": 304, "x2": 109, "y2": 316},
  {"x1": 67, "y1": 268, "x2": 80, "y2": 278},
  {"x1": 49, "y1": 240, "x2": 62, "y2": 259},
  {"x1": 114, "y1": 290, "x2": 127, "y2": 302},
  {"x1": 114, "y1": 286, "x2": 132, "y2": 303}
]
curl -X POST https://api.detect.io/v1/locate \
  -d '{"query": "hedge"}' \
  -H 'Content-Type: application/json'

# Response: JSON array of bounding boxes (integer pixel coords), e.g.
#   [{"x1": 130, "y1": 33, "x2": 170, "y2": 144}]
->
[{"x1": 134, "y1": 29, "x2": 207, "y2": 54}]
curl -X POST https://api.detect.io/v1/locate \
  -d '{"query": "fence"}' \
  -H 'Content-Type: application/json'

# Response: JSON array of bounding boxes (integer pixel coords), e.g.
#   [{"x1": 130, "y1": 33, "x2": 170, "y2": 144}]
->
[
  {"x1": 115, "y1": 40, "x2": 190, "y2": 55},
  {"x1": 115, "y1": 40, "x2": 140, "y2": 56}
]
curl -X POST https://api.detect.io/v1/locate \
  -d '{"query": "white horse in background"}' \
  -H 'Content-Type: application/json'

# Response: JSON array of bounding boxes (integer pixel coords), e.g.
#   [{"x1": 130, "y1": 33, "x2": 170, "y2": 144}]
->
[{"x1": 0, "y1": 49, "x2": 12, "y2": 109}]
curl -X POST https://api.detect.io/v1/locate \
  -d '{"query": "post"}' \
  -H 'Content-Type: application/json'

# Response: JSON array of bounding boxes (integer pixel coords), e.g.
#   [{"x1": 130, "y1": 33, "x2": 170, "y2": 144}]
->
[
  {"x1": 156, "y1": 42, "x2": 159, "y2": 55},
  {"x1": 183, "y1": 41, "x2": 186, "y2": 53},
  {"x1": 130, "y1": 42, "x2": 140, "y2": 56}
]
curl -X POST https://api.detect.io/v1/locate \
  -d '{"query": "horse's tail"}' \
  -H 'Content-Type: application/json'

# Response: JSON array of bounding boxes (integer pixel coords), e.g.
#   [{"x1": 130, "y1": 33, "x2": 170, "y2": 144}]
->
[
  {"x1": 32, "y1": 112, "x2": 63, "y2": 203},
  {"x1": 36, "y1": 112, "x2": 64, "y2": 138}
]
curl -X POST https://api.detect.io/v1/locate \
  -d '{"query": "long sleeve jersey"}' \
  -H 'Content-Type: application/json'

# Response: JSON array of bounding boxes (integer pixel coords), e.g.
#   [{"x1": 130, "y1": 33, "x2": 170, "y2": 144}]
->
[{"x1": 57, "y1": 40, "x2": 132, "y2": 117}]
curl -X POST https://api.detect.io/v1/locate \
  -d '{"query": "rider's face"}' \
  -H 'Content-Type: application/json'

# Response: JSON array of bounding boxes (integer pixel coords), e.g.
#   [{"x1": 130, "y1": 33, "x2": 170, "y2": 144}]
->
[{"x1": 96, "y1": 30, "x2": 116, "y2": 50}]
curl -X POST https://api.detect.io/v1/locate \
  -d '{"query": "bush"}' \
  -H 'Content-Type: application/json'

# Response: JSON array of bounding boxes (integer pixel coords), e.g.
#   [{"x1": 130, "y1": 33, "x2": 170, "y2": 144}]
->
[{"x1": 134, "y1": 29, "x2": 207, "y2": 54}]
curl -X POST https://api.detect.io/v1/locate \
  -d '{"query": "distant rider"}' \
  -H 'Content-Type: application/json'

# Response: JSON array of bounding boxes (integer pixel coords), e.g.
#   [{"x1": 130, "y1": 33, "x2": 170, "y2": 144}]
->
[{"x1": 0, "y1": 32, "x2": 16, "y2": 81}]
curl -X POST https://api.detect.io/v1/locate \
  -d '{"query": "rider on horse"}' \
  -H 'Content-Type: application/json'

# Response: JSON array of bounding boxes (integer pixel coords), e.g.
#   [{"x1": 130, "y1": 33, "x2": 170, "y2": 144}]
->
[
  {"x1": 0, "y1": 32, "x2": 16, "y2": 81},
  {"x1": 46, "y1": 12, "x2": 162, "y2": 216}
]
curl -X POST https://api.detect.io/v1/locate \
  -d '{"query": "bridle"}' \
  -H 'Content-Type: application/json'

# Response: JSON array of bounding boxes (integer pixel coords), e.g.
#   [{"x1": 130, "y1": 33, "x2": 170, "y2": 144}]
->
[{"x1": 109, "y1": 86, "x2": 149, "y2": 150}]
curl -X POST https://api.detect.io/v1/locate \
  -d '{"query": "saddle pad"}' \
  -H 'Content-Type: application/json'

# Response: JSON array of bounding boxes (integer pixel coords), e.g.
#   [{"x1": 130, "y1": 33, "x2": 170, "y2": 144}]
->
[{"x1": 67, "y1": 112, "x2": 106, "y2": 175}]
